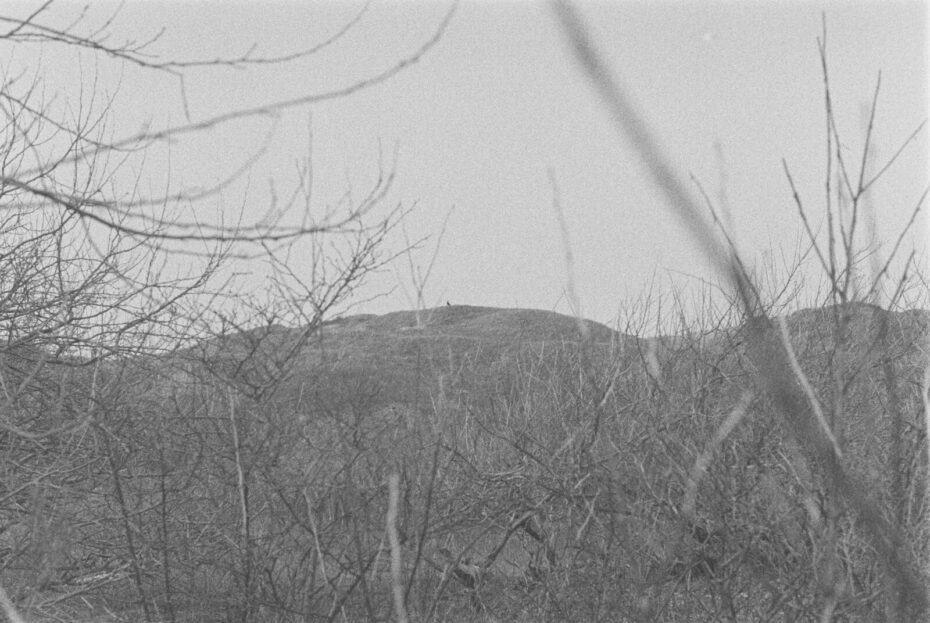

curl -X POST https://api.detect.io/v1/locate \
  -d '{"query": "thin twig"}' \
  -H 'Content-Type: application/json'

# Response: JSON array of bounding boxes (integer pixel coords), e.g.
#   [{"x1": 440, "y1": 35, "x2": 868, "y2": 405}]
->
[
  {"x1": 682, "y1": 389, "x2": 754, "y2": 517},
  {"x1": 387, "y1": 473, "x2": 408, "y2": 623},
  {"x1": 775, "y1": 316, "x2": 842, "y2": 459},
  {"x1": 0, "y1": 583, "x2": 27, "y2": 623}
]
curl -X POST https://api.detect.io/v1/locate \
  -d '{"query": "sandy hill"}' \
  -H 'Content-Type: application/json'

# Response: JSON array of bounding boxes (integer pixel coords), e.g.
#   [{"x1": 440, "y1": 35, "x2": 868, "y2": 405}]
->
[{"x1": 284, "y1": 305, "x2": 626, "y2": 413}]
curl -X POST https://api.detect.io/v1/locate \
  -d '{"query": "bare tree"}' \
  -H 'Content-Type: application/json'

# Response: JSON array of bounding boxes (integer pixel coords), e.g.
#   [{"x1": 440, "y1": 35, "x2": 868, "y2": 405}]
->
[
  {"x1": 0, "y1": 3, "x2": 455, "y2": 620},
  {"x1": 0, "y1": 1, "x2": 453, "y2": 248}
]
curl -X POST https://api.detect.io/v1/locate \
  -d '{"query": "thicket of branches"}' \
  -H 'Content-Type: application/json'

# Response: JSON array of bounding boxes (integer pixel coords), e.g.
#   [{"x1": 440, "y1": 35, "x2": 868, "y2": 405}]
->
[
  {"x1": 0, "y1": 2, "x2": 927, "y2": 623},
  {"x1": 0, "y1": 3, "x2": 450, "y2": 621}
]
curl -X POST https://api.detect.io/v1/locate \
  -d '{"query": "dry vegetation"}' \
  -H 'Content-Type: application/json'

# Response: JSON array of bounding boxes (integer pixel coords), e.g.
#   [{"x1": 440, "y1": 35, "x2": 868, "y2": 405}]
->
[
  {"x1": 4, "y1": 300, "x2": 928, "y2": 622},
  {"x1": 0, "y1": 2, "x2": 928, "y2": 622}
]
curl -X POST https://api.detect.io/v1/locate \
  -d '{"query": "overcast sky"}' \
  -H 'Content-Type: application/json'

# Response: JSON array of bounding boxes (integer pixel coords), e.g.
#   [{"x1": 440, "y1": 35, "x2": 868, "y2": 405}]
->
[{"x1": 5, "y1": 1, "x2": 928, "y2": 326}]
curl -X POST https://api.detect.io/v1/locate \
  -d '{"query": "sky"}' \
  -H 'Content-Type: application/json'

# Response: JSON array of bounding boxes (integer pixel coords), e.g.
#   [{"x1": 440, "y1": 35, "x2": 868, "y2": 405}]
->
[{"x1": 2, "y1": 1, "x2": 928, "y2": 327}]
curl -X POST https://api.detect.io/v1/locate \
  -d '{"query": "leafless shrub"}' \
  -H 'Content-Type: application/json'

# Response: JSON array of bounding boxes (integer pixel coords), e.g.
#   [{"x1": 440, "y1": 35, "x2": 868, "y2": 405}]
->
[
  {"x1": 554, "y1": 1, "x2": 927, "y2": 619},
  {"x1": 0, "y1": 3, "x2": 454, "y2": 621}
]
